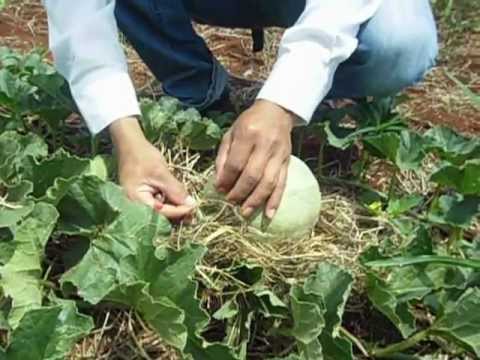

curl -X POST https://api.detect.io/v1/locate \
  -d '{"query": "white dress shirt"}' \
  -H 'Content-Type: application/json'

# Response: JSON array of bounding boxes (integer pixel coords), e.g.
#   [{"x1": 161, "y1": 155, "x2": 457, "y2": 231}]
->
[{"x1": 43, "y1": 0, "x2": 382, "y2": 135}]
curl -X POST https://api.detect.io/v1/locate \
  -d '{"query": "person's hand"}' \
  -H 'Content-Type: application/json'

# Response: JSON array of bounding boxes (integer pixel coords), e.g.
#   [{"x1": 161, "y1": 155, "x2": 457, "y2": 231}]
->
[
  {"x1": 215, "y1": 100, "x2": 296, "y2": 219},
  {"x1": 110, "y1": 117, "x2": 196, "y2": 221}
]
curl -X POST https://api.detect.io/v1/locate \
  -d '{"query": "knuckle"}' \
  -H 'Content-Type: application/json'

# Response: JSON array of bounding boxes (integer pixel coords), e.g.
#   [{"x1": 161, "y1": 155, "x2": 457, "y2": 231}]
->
[
  {"x1": 245, "y1": 124, "x2": 261, "y2": 137},
  {"x1": 226, "y1": 163, "x2": 242, "y2": 174},
  {"x1": 125, "y1": 189, "x2": 137, "y2": 201},
  {"x1": 269, "y1": 137, "x2": 281, "y2": 147},
  {"x1": 245, "y1": 173, "x2": 260, "y2": 186},
  {"x1": 264, "y1": 177, "x2": 277, "y2": 190},
  {"x1": 227, "y1": 193, "x2": 241, "y2": 205},
  {"x1": 246, "y1": 199, "x2": 262, "y2": 209}
]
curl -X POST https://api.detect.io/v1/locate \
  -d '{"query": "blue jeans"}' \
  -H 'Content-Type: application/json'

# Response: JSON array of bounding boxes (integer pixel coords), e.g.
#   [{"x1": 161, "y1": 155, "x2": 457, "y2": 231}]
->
[{"x1": 115, "y1": 0, "x2": 438, "y2": 109}]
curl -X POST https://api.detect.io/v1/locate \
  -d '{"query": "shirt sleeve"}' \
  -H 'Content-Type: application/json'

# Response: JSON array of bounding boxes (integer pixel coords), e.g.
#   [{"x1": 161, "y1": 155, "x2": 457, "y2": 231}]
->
[
  {"x1": 257, "y1": 0, "x2": 383, "y2": 125},
  {"x1": 43, "y1": 0, "x2": 141, "y2": 135}
]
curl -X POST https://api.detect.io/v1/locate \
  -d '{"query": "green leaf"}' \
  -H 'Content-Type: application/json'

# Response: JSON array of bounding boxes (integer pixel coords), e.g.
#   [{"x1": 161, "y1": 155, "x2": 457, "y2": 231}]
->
[
  {"x1": 288, "y1": 264, "x2": 354, "y2": 360},
  {"x1": 396, "y1": 130, "x2": 426, "y2": 171},
  {"x1": 269, "y1": 355, "x2": 302, "y2": 360},
  {"x1": 56, "y1": 176, "x2": 122, "y2": 235},
  {"x1": 425, "y1": 127, "x2": 480, "y2": 165},
  {"x1": 0, "y1": 203, "x2": 59, "y2": 328},
  {"x1": 303, "y1": 263, "x2": 353, "y2": 336},
  {"x1": 149, "y1": 246, "x2": 238, "y2": 359},
  {"x1": 298, "y1": 339, "x2": 323, "y2": 360},
  {"x1": 21, "y1": 149, "x2": 91, "y2": 203},
  {"x1": 363, "y1": 132, "x2": 400, "y2": 163},
  {"x1": 323, "y1": 121, "x2": 358, "y2": 150},
  {"x1": 0, "y1": 69, "x2": 35, "y2": 105},
  {"x1": 5, "y1": 301, "x2": 93, "y2": 360},
  {"x1": 180, "y1": 118, "x2": 223, "y2": 151},
  {"x1": 403, "y1": 226, "x2": 433, "y2": 256},
  {"x1": 365, "y1": 272, "x2": 416, "y2": 338},
  {"x1": 173, "y1": 108, "x2": 202, "y2": 124},
  {"x1": 430, "y1": 160, "x2": 480, "y2": 195},
  {"x1": 428, "y1": 194, "x2": 480, "y2": 228},
  {"x1": 289, "y1": 285, "x2": 326, "y2": 345},
  {"x1": 0, "y1": 131, "x2": 48, "y2": 183},
  {"x1": 387, "y1": 195, "x2": 423, "y2": 217},
  {"x1": 86, "y1": 155, "x2": 113, "y2": 181},
  {"x1": 140, "y1": 97, "x2": 181, "y2": 143},
  {"x1": 58, "y1": 177, "x2": 235, "y2": 357},
  {"x1": 58, "y1": 178, "x2": 192, "y2": 350},
  {"x1": 0, "y1": 228, "x2": 15, "y2": 265},
  {"x1": 213, "y1": 299, "x2": 239, "y2": 320},
  {"x1": 107, "y1": 282, "x2": 187, "y2": 350},
  {"x1": 320, "y1": 333, "x2": 353, "y2": 360},
  {"x1": 27, "y1": 73, "x2": 75, "y2": 130},
  {"x1": 253, "y1": 289, "x2": 289, "y2": 319},
  {"x1": 0, "y1": 181, "x2": 35, "y2": 228},
  {"x1": 60, "y1": 178, "x2": 171, "y2": 303},
  {"x1": 431, "y1": 288, "x2": 480, "y2": 357}
]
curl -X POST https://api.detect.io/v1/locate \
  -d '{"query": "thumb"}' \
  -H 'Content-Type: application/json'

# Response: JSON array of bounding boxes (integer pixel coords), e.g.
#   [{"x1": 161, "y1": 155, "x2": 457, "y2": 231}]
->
[
  {"x1": 132, "y1": 184, "x2": 157, "y2": 208},
  {"x1": 162, "y1": 174, "x2": 196, "y2": 207}
]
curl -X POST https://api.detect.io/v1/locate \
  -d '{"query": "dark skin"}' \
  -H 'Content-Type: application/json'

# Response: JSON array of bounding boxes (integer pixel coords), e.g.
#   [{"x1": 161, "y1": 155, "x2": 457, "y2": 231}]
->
[
  {"x1": 110, "y1": 99, "x2": 296, "y2": 221},
  {"x1": 216, "y1": 99, "x2": 296, "y2": 219}
]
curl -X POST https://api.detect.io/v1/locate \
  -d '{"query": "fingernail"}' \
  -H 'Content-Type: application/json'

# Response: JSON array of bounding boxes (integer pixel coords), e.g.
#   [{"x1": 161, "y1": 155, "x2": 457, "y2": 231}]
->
[
  {"x1": 217, "y1": 186, "x2": 226, "y2": 194},
  {"x1": 266, "y1": 208, "x2": 276, "y2": 219},
  {"x1": 154, "y1": 202, "x2": 164, "y2": 211},
  {"x1": 185, "y1": 196, "x2": 197, "y2": 207},
  {"x1": 242, "y1": 207, "x2": 254, "y2": 218}
]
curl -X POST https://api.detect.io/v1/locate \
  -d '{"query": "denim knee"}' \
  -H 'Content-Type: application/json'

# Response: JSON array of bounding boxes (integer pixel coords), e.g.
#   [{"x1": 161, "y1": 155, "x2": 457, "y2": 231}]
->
[
  {"x1": 366, "y1": 31, "x2": 438, "y2": 96},
  {"x1": 357, "y1": 0, "x2": 439, "y2": 97}
]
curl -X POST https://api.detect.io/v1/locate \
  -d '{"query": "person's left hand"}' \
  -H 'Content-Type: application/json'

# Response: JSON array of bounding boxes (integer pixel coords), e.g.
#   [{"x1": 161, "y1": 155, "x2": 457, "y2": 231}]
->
[{"x1": 215, "y1": 99, "x2": 296, "y2": 219}]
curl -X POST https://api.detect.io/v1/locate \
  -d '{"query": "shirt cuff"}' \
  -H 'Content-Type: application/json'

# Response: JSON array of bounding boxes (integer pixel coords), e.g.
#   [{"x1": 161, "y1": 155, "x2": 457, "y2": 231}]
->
[
  {"x1": 257, "y1": 45, "x2": 334, "y2": 126},
  {"x1": 70, "y1": 69, "x2": 141, "y2": 135}
]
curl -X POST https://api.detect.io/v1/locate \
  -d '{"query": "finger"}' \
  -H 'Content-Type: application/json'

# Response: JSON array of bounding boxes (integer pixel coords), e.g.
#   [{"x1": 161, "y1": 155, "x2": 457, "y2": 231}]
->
[
  {"x1": 226, "y1": 147, "x2": 269, "y2": 205},
  {"x1": 215, "y1": 130, "x2": 232, "y2": 186},
  {"x1": 216, "y1": 137, "x2": 254, "y2": 194},
  {"x1": 153, "y1": 195, "x2": 194, "y2": 222},
  {"x1": 157, "y1": 204, "x2": 195, "y2": 220},
  {"x1": 161, "y1": 193, "x2": 195, "y2": 225},
  {"x1": 155, "y1": 193, "x2": 165, "y2": 203},
  {"x1": 127, "y1": 184, "x2": 156, "y2": 208},
  {"x1": 240, "y1": 157, "x2": 285, "y2": 218},
  {"x1": 152, "y1": 173, "x2": 195, "y2": 207},
  {"x1": 265, "y1": 162, "x2": 289, "y2": 219}
]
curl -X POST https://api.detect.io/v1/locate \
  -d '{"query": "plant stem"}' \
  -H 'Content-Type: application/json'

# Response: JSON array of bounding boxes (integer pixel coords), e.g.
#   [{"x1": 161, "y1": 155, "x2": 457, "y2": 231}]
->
[
  {"x1": 339, "y1": 327, "x2": 369, "y2": 357},
  {"x1": 372, "y1": 329, "x2": 430, "y2": 358},
  {"x1": 388, "y1": 169, "x2": 398, "y2": 200},
  {"x1": 316, "y1": 127, "x2": 326, "y2": 177},
  {"x1": 52, "y1": 130, "x2": 58, "y2": 151},
  {"x1": 91, "y1": 135, "x2": 99, "y2": 156},
  {"x1": 448, "y1": 227, "x2": 463, "y2": 249},
  {"x1": 292, "y1": 127, "x2": 305, "y2": 157},
  {"x1": 365, "y1": 254, "x2": 480, "y2": 270},
  {"x1": 318, "y1": 175, "x2": 388, "y2": 200}
]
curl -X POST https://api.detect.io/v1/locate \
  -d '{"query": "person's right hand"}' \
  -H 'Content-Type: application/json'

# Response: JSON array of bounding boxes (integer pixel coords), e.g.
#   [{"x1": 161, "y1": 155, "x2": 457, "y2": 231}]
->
[{"x1": 109, "y1": 117, "x2": 196, "y2": 221}]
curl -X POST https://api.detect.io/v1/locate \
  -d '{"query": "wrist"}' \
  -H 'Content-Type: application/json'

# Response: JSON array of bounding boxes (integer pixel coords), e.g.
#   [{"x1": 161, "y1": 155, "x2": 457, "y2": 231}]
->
[
  {"x1": 254, "y1": 99, "x2": 297, "y2": 131},
  {"x1": 109, "y1": 116, "x2": 147, "y2": 154}
]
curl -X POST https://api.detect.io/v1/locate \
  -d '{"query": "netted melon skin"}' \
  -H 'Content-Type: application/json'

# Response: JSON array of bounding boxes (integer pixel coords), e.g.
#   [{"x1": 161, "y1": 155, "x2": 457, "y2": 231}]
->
[{"x1": 250, "y1": 156, "x2": 322, "y2": 238}]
